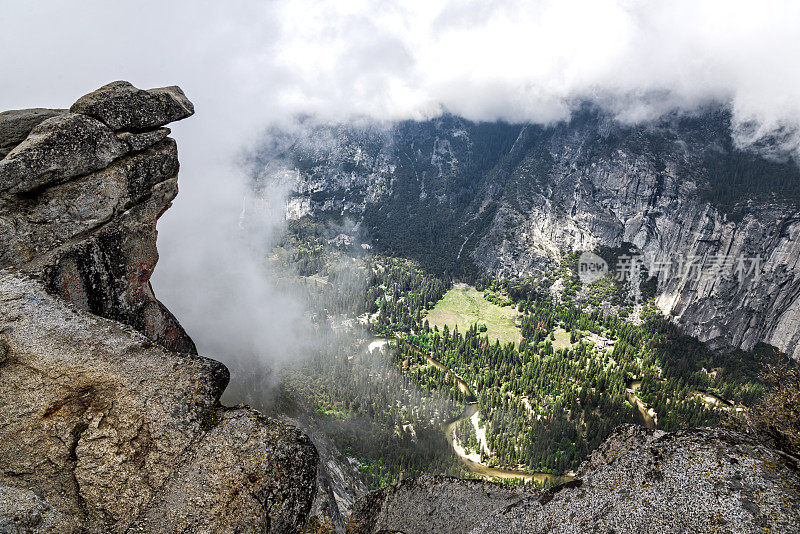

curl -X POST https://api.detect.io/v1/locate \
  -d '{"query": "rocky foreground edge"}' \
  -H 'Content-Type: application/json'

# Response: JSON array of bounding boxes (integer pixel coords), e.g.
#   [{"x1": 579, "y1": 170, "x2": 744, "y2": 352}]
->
[
  {"x1": 0, "y1": 82, "x2": 317, "y2": 533},
  {"x1": 347, "y1": 425, "x2": 800, "y2": 534}
]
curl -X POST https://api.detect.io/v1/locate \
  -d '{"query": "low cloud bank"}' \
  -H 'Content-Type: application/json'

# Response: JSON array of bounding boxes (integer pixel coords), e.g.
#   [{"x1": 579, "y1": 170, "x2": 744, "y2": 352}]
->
[{"x1": 1, "y1": 0, "x2": 799, "y2": 382}]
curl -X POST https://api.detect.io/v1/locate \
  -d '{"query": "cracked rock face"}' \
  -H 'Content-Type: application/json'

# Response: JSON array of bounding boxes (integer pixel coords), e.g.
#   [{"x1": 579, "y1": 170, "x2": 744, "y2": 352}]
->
[
  {"x1": 0, "y1": 82, "x2": 320, "y2": 532},
  {"x1": 0, "y1": 85, "x2": 195, "y2": 353},
  {"x1": 0, "y1": 271, "x2": 317, "y2": 533},
  {"x1": 278, "y1": 395, "x2": 370, "y2": 534}
]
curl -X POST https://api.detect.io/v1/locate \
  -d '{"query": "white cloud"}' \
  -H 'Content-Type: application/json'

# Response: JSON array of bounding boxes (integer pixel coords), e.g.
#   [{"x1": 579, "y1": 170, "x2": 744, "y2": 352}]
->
[
  {"x1": 3, "y1": 1, "x2": 799, "y2": 133},
  {"x1": 267, "y1": 0, "x2": 800, "y2": 135},
  {"x1": 1, "y1": 0, "x2": 799, "y2": 374}
]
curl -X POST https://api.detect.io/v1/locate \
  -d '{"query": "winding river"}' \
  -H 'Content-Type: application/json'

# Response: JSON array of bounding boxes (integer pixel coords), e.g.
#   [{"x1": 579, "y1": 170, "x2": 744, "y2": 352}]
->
[
  {"x1": 626, "y1": 380, "x2": 657, "y2": 430},
  {"x1": 625, "y1": 378, "x2": 742, "y2": 429},
  {"x1": 391, "y1": 336, "x2": 573, "y2": 485},
  {"x1": 376, "y1": 334, "x2": 742, "y2": 487}
]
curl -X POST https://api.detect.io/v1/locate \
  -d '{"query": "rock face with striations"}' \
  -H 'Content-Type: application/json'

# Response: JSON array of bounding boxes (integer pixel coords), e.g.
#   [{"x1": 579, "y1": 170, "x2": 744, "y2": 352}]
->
[
  {"x1": 278, "y1": 111, "x2": 800, "y2": 359},
  {"x1": 0, "y1": 82, "x2": 196, "y2": 353},
  {"x1": 0, "y1": 82, "x2": 319, "y2": 532}
]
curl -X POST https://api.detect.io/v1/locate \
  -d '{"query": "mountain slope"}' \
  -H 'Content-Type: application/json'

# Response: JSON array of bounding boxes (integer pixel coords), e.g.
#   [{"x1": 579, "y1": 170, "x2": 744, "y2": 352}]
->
[{"x1": 271, "y1": 108, "x2": 800, "y2": 359}]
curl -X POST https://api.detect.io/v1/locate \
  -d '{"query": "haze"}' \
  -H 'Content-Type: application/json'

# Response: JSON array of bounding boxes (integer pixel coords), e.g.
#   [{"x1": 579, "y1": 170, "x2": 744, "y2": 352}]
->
[{"x1": 1, "y1": 0, "x2": 798, "y2": 373}]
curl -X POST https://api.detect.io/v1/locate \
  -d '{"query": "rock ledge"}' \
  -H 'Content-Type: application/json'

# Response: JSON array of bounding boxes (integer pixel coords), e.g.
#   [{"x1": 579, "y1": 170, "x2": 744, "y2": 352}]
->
[{"x1": 0, "y1": 83, "x2": 319, "y2": 533}]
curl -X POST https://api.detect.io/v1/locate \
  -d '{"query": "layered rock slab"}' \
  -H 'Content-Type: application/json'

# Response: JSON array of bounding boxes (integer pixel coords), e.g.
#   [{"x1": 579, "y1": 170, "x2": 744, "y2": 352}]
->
[
  {"x1": 0, "y1": 108, "x2": 66, "y2": 158},
  {"x1": 0, "y1": 113, "x2": 128, "y2": 195},
  {"x1": 0, "y1": 84, "x2": 195, "y2": 354},
  {"x1": 70, "y1": 81, "x2": 194, "y2": 131},
  {"x1": 0, "y1": 270, "x2": 317, "y2": 532}
]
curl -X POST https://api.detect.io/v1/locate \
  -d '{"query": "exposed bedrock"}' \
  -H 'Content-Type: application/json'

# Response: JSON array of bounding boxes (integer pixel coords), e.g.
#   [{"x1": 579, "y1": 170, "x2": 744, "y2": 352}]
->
[
  {"x1": 0, "y1": 271, "x2": 317, "y2": 533},
  {"x1": 346, "y1": 476, "x2": 537, "y2": 534},
  {"x1": 347, "y1": 426, "x2": 800, "y2": 534},
  {"x1": 0, "y1": 82, "x2": 320, "y2": 532}
]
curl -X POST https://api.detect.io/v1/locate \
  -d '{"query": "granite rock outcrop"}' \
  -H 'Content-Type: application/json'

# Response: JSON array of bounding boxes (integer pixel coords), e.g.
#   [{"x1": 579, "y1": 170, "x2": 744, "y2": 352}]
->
[
  {"x1": 0, "y1": 82, "x2": 319, "y2": 533},
  {"x1": 0, "y1": 82, "x2": 196, "y2": 353},
  {"x1": 347, "y1": 426, "x2": 800, "y2": 534}
]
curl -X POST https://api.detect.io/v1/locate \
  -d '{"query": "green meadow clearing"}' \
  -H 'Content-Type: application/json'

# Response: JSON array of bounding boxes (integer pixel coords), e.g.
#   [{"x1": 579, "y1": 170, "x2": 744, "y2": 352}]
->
[{"x1": 425, "y1": 284, "x2": 522, "y2": 345}]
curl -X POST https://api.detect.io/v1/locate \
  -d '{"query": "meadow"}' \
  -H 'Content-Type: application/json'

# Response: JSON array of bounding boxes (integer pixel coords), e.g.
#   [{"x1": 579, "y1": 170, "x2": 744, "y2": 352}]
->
[{"x1": 425, "y1": 284, "x2": 522, "y2": 345}]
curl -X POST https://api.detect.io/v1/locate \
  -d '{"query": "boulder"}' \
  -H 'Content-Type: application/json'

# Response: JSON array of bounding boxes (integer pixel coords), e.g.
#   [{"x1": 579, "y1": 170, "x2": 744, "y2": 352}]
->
[
  {"x1": 70, "y1": 81, "x2": 194, "y2": 131},
  {"x1": 130, "y1": 406, "x2": 319, "y2": 533},
  {"x1": 0, "y1": 271, "x2": 318, "y2": 533},
  {"x1": 0, "y1": 113, "x2": 128, "y2": 195}
]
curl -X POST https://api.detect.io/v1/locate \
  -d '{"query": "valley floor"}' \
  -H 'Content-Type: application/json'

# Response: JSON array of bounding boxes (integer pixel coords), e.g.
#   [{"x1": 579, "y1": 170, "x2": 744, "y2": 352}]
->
[{"x1": 274, "y1": 229, "x2": 773, "y2": 491}]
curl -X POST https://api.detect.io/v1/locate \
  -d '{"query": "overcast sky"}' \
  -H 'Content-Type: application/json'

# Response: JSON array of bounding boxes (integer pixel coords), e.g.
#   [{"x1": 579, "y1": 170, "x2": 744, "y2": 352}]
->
[
  {"x1": 3, "y1": 1, "x2": 800, "y2": 138},
  {"x1": 2, "y1": 0, "x2": 799, "y2": 373}
]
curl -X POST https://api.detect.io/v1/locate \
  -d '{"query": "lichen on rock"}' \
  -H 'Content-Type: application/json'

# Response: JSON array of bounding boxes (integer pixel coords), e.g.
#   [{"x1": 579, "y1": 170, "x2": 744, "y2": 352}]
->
[
  {"x1": 346, "y1": 425, "x2": 800, "y2": 534},
  {"x1": 70, "y1": 80, "x2": 194, "y2": 132},
  {"x1": 469, "y1": 425, "x2": 800, "y2": 533}
]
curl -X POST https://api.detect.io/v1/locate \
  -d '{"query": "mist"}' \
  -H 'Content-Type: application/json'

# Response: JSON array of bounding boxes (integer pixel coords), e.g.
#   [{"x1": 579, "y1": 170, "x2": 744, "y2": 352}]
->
[{"x1": 2, "y1": 0, "x2": 800, "y2": 390}]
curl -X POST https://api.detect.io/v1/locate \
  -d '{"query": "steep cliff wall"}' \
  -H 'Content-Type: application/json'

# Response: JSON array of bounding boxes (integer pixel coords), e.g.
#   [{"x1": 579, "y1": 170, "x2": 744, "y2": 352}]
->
[
  {"x1": 277, "y1": 111, "x2": 800, "y2": 358},
  {"x1": 468, "y1": 113, "x2": 800, "y2": 359},
  {"x1": 0, "y1": 82, "x2": 319, "y2": 533}
]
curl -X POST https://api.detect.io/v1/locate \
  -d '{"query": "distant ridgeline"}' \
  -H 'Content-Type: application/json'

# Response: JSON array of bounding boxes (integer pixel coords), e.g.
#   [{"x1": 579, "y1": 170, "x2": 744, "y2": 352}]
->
[
  {"x1": 265, "y1": 106, "x2": 799, "y2": 276},
  {"x1": 268, "y1": 106, "x2": 800, "y2": 360}
]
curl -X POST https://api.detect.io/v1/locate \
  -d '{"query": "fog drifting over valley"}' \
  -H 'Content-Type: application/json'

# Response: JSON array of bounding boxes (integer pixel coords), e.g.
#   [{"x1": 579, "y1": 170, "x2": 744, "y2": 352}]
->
[{"x1": 2, "y1": 0, "x2": 799, "y2": 383}]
